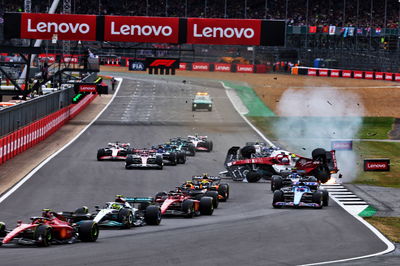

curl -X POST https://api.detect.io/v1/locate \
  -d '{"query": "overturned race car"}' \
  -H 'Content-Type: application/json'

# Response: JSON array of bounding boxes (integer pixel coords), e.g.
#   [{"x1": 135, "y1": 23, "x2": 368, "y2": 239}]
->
[{"x1": 225, "y1": 145, "x2": 338, "y2": 183}]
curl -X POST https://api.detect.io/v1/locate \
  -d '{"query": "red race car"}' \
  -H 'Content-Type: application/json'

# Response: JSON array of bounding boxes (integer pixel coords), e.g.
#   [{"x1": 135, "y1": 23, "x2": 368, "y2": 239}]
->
[
  {"x1": 154, "y1": 191, "x2": 214, "y2": 218},
  {"x1": 0, "y1": 209, "x2": 99, "y2": 247}
]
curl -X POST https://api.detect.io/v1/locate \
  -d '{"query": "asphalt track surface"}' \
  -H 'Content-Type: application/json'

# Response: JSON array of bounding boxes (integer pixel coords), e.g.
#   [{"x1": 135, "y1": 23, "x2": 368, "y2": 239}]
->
[{"x1": 0, "y1": 75, "x2": 389, "y2": 265}]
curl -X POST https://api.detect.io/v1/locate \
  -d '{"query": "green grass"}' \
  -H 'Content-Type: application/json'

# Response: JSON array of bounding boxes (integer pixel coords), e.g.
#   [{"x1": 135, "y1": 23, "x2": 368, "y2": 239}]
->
[
  {"x1": 364, "y1": 217, "x2": 400, "y2": 243},
  {"x1": 357, "y1": 117, "x2": 394, "y2": 139}
]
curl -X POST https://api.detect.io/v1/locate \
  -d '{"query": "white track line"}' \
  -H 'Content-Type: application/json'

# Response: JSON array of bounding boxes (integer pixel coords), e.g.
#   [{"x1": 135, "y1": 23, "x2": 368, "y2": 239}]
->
[
  {"x1": 221, "y1": 81, "x2": 395, "y2": 265},
  {"x1": 0, "y1": 78, "x2": 124, "y2": 204}
]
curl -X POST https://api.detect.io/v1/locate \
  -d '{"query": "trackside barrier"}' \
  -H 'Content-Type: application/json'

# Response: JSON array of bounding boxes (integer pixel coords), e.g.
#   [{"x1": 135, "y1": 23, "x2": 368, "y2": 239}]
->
[
  {"x1": 292, "y1": 66, "x2": 400, "y2": 82},
  {"x1": 0, "y1": 94, "x2": 96, "y2": 165}
]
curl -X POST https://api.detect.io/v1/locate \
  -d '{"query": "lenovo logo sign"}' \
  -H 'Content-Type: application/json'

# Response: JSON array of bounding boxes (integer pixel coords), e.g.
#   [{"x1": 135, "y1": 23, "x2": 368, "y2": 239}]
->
[
  {"x1": 187, "y1": 18, "x2": 261, "y2": 45},
  {"x1": 104, "y1": 16, "x2": 179, "y2": 43},
  {"x1": 236, "y1": 64, "x2": 254, "y2": 73},
  {"x1": 214, "y1": 63, "x2": 231, "y2": 72},
  {"x1": 192, "y1": 63, "x2": 210, "y2": 71},
  {"x1": 20, "y1": 13, "x2": 97, "y2": 41},
  {"x1": 79, "y1": 84, "x2": 97, "y2": 92},
  {"x1": 331, "y1": 140, "x2": 353, "y2": 151},
  {"x1": 364, "y1": 159, "x2": 390, "y2": 171}
]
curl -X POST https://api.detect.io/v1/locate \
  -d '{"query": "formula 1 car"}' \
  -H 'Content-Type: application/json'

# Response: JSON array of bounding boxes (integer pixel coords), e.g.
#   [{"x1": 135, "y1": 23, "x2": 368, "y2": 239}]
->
[
  {"x1": 154, "y1": 191, "x2": 214, "y2": 217},
  {"x1": 64, "y1": 196, "x2": 161, "y2": 229},
  {"x1": 125, "y1": 149, "x2": 163, "y2": 169},
  {"x1": 225, "y1": 145, "x2": 338, "y2": 183},
  {"x1": 272, "y1": 176, "x2": 329, "y2": 209},
  {"x1": 0, "y1": 209, "x2": 98, "y2": 247},
  {"x1": 178, "y1": 182, "x2": 220, "y2": 208},
  {"x1": 190, "y1": 174, "x2": 230, "y2": 202},
  {"x1": 192, "y1": 92, "x2": 212, "y2": 111},
  {"x1": 170, "y1": 137, "x2": 196, "y2": 156},
  {"x1": 97, "y1": 142, "x2": 132, "y2": 161},
  {"x1": 153, "y1": 144, "x2": 187, "y2": 164},
  {"x1": 187, "y1": 135, "x2": 213, "y2": 152}
]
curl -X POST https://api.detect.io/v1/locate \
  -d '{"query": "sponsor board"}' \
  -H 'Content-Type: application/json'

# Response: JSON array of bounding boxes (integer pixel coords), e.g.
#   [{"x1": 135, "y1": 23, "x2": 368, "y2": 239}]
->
[
  {"x1": 128, "y1": 59, "x2": 146, "y2": 71},
  {"x1": 236, "y1": 64, "x2": 254, "y2": 73},
  {"x1": 179, "y1": 62, "x2": 187, "y2": 70},
  {"x1": 104, "y1": 16, "x2": 180, "y2": 43},
  {"x1": 353, "y1": 71, "x2": 363, "y2": 79},
  {"x1": 375, "y1": 72, "x2": 384, "y2": 80},
  {"x1": 385, "y1": 73, "x2": 393, "y2": 81},
  {"x1": 146, "y1": 58, "x2": 179, "y2": 68},
  {"x1": 330, "y1": 70, "x2": 340, "y2": 77},
  {"x1": 79, "y1": 84, "x2": 97, "y2": 92},
  {"x1": 214, "y1": 63, "x2": 231, "y2": 72},
  {"x1": 365, "y1": 72, "x2": 374, "y2": 79},
  {"x1": 395, "y1": 73, "x2": 400, "y2": 81},
  {"x1": 342, "y1": 70, "x2": 352, "y2": 78},
  {"x1": 364, "y1": 159, "x2": 390, "y2": 172},
  {"x1": 192, "y1": 62, "x2": 210, "y2": 71},
  {"x1": 331, "y1": 140, "x2": 353, "y2": 151},
  {"x1": 20, "y1": 13, "x2": 97, "y2": 41},
  {"x1": 187, "y1": 18, "x2": 261, "y2": 45},
  {"x1": 308, "y1": 68, "x2": 317, "y2": 76},
  {"x1": 319, "y1": 69, "x2": 329, "y2": 76}
]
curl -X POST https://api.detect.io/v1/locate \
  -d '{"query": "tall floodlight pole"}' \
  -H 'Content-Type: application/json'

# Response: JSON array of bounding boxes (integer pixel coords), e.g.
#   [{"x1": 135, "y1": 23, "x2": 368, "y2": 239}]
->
[
  {"x1": 146, "y1": 0, "x2": 149, "y2": 16},
  {"x1": 165, "y1": 0, "x2": 168, "y2": 17},
  {"x1": 224, "y1": 0, "x2": 227, "y2": 18},
  {"x1": 63, "y1": 0, "x2": 72, "y2": 57},
  {"x1": 204, "y1": 0, "x2": 207, "y2": 17},
  {"x1": 185, "y1": 0, "x2": 188, "y2": 17},
  {"x1": 265, "y1": 0, "x2": 268, "y2": 18}
]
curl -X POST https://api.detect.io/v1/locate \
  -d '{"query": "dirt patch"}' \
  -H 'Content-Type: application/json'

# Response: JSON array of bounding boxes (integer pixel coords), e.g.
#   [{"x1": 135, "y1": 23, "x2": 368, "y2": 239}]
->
[{"x1": 101, "y1": 66, "x2": 398, "y2": 117}]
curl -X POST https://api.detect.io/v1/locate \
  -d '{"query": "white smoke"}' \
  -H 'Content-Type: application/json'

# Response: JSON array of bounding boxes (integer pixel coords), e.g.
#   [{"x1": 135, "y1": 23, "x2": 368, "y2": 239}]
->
[{"x1": 274, "y1": 86, "x2": 364, "y2": 182}]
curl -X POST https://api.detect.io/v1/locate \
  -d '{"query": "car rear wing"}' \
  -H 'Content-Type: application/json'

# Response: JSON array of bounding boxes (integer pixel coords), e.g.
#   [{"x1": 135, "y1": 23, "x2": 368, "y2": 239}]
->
[{"x1": 124, "y1": 197, "x2": 155, "y2": 204}]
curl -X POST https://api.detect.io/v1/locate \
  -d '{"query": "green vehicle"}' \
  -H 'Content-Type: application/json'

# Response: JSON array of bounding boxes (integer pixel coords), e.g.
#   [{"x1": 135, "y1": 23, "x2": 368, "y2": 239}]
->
[{"x1": 192, "y1": 92, "x2": 212, "y2": 111}]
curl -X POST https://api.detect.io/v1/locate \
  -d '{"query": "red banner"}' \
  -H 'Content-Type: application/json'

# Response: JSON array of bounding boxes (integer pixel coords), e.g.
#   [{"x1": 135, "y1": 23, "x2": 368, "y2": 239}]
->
[
  {"x1": 79, "y1": 84, "x2": 97, "y2": 93},
  {"x1": 308, "y1": 68, "x2": 317, "y2": 76},
  {"x1": 375, "y1": 72, "x2": 384, "y2": 80},
  {"x1": 20, "y1": 13, "x2": 97, "y2": 41},
  {"x1": 395, "y1": 73, "x2": 400, "y2": 81},
  {"x1": 365, "y1": 72, "x2": 374, "y2": 79},
  {"x1": 236, "y1": 64, "x2": 254, "y2": 73},
  {"x1": 385, "y1": 73, "x2": 393, "y2": 81},
  {"x1": 214, "y1": 63, "x2": 231, "y2": 72},
  {"x1": 319, "y1": 69, "x2": 328, "y2": 77},
  {"x1": 353, "y1": 71, "x2": 363, "y2": 79},
  {"x1": 187, "y1": 18, "x2": 261, "y2": 45},
  {"x1": 192, "y1": 62, "x2": 210, "y2": 71},
  {"x1": 104, "y1": 16, "x2": 180, "y2": 43},
  {"x1": 342, "y1": 70, "x2": 352, "y2": 78}
]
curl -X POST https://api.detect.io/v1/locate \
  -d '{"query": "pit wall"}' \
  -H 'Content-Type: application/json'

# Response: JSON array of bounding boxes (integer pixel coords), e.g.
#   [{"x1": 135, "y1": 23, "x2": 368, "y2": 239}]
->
[
  {"x1": 292, "y1": 66, "x2": 400, "y2": 81},
  {"x1": 0, "y1": 94, "x2": 96, "y2": 165}
]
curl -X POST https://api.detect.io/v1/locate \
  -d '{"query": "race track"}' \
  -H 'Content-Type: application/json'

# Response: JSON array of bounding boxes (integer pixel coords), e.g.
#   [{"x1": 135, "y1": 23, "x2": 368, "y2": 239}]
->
[{"x1": 0, "y1": 75, "x2": 388, "y2": 265}]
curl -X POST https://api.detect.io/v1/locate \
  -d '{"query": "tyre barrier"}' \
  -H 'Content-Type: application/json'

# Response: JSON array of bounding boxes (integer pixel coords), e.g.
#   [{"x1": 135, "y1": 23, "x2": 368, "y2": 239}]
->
[{"x1": 0, "y1": 94, "x2": 96, "y2": 165}]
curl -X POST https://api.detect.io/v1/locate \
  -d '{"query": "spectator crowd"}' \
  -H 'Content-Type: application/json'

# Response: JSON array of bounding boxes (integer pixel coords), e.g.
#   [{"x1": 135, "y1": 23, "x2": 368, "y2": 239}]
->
[{"x1": 1, "y1": 0, "x2": 399, "y2": 29}]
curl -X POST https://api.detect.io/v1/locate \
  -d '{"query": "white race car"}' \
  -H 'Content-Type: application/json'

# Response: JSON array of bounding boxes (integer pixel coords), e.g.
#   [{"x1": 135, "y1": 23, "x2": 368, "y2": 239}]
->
[
  {"x1": 97, "y1": 142, "x2": 132, "y2": 161},
  {"x1": 125, "y1": 149, "x2": 164, "y2": 169},
  {"x1": 187, "y1": 135, "x2": 213, "y2": 152}
]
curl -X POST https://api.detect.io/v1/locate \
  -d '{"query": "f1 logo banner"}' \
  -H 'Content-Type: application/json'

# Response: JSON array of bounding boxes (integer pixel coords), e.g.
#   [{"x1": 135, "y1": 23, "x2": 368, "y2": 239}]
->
[
  {"x1": 104, "y1": 16, "x2": 180, "y2": 43},
  {"x1": 7, "y1": 13, "x2": 97, "y2": 41},
  {"x1": 146, "y1": 58, "x2": 180, "y2": 68},
  {"x1": 186, "y1": 18, "x2": 261, "y2": 45}
]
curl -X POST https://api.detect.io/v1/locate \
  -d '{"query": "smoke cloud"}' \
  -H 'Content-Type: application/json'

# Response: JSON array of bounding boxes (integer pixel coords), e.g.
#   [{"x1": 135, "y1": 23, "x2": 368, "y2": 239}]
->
[{"x1": 273, "y1": 86, "x2": 364, "y2": 182}]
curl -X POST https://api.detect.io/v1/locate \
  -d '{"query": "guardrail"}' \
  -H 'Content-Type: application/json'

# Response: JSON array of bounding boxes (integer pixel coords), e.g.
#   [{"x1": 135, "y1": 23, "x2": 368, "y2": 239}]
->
[
  {"x1": 291, "y1": 66, "x2": 400, "y2": 81},
  {"x1": 0, "y1": 93, "x2": 96, "y2": 165}
]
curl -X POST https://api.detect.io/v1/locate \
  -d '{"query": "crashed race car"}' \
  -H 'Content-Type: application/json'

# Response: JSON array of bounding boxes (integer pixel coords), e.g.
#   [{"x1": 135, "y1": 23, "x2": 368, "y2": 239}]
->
[
  {"x1": 125, "y1": 149, "x2": 163, "y2": 169},
  {"x1": 187, "y1": 135, "x2": 213, "y2": 152},
  {"x1": 190, "y1": 174, "x2": 230, "y2": 202},
  {"x1": 97, "y1": 142, "x2": 132, "y2": 161},
  {"x1": 153, "y1": 144, "x2": 187, "y2": 165},
  {"x1": 272, "y1": 174, "x2": 329, "y2": 209},
  {"x1": 62, "y1": 196, "x2": 161, "y2": 229},
  {"x1": 169, "y1": 137, "x2": 196, "y2": 156},
  {"x1": 154, "y1": 190, "x2": 214, "y2": 218},
  {"x1": 225, "y1": 144, "x2": 338, "y2": 183},
  {"x1": 0, "y1": 209, "x2": 98, "y2": 247}
]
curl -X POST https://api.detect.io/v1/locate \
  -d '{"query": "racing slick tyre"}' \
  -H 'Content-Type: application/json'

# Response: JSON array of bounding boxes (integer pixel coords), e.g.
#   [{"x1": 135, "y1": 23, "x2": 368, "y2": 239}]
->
[
  {"x1": 312, "y1": 190, "x2": 323, "y2": 209},
  {"x1": 118, "y1": 208, "x2": 134, "y2": 229},
  {"x1": 0, "y1": 222, "x2": 6, "y2": 237},
  {"x1": 35, "y1": 225, "x2": 53, "y2": 247},
  {"x1": 97, "y1": 149, "x2": 105, "y2": 161},
  {"x1": 207, "y1": 141, "x2": 213, "y2": 152},
  {"x1": 272, "y1": 190, "x2": 284, "y2": 209},
  {"x1": 78, "y1": 220, "x2": 99, "y2": 242},
  {"x1": 145, "y1": 206, "x2": 162, "y2": 225},
  {"x1": 192, "y1": 106, "x2": 196, "y2": 111},
  {"x1": 208, "y1": 107, "x2": 212, "y2": 111},
  {"x1": 313, "y1": 166, "x2": 330, "y2": 184},
  {"x1": 155, "y1": 191, "x2": 168, "y2": 199},
  {"x1": 312, "y1": 148, "x2": 327, "y2": 161},
  {"x1": 155, "y1": 155, "x2": 163, "y2": 169},
  {"x1": 181, "y1": 200, "x2": 195, "y2": 218},
  {"x1": 218, "y1": 184, "x2": 229, "y2": 202},
  {"x1": 169, "y1": 152, "x2": 177, "y2": 166},
  {"x1": 74, "y1": 206, "x2": 89, "y2": 215},
  {"x1": 271, "y1": 175, "x2": 283, "y2": 191},
  {"x1": 188, "y1": 144, "x2": 196, "y2": 156},
  {"x1": 199, "y1": 197, "x2": 214, "y2": 215},
  {"x1": 240, "y1": 145, "x2": 256, "y2": 159},
  {"x1": 322, "y1": 190, "x2": 329, "y2": 207},
  {"x1": 246, "y1": 170, "x2": 262, "y2": 183},
  {"x1": 204, "y1": 191, "x2": 219, "y2": 209},
  {"x1": 177, "y1": 151, "x2": 186, "y2": 164}
]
